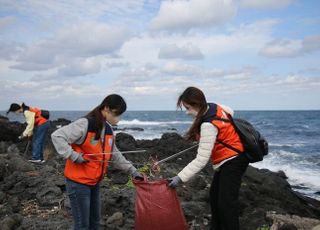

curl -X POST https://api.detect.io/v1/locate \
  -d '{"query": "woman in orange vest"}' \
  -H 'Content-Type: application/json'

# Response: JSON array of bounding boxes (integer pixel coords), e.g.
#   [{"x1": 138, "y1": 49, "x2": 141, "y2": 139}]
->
[
  {"x1": 168, "y1": 87, "x2": 249, "y2": 230},
  {"x1": 51, "y1": 94, "x2": 143, "y2": 230},
  {"x1": 6, "y1": 103, "x2": 50, "y2": 163}
]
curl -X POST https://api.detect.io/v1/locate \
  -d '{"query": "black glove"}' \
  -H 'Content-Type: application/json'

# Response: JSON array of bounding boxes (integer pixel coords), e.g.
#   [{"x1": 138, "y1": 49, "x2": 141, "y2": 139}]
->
[
  {"x1": 18, "y1": 135, "x2": 30, "y2": 141},
  {"x1": 168, "y1": 176, "x2": 182, "y2": 188},
  {"x1": 132, "y1": 171, "x2": 144, "y2": 181}
]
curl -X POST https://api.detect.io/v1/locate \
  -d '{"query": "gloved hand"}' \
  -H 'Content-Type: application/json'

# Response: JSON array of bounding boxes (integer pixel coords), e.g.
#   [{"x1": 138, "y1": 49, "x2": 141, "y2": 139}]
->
[
  {"x1": 168, "y1": 176, "x2": 182, "y2": 188},
  {"x1": 73, "y1": 154, "x2": 88, "y2": 164},
  {"x1": 19, "y1": 135, "x2": 32, "y2": 140},
  {"x1": 132, "y1": 170, "x2": 144, "y2": 181}
]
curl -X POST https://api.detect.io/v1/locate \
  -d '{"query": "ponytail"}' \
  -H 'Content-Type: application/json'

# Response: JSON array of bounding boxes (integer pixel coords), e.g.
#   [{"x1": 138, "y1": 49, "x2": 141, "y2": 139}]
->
[{"x1": 21, "y1": 103, "x2": 29, "y2": 111}]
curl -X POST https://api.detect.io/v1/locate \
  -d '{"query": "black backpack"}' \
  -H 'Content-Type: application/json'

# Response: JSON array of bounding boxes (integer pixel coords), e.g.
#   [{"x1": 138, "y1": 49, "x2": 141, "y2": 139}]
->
[
  {"x1": 215, "y1": 115, "x2": 269, "y2": 163},
  {"x1": 40, "y1": 110, "x2": 50, "y2": 119},
  {"x1": 214, "y1": 114, "x2": 268, "y2": 163},
  {"x1": 202, "y1": 103, "x2": 268, "y2": 163}
]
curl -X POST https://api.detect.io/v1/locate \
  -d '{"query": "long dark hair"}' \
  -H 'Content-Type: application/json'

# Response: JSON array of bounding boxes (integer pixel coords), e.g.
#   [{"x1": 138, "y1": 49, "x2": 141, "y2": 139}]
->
[
  {"x1": 86, "y1": 94, "x2": 126, "y2": 139},
  {"x1": 6, "y1": 102, "x2": 29, "y2": 114},
  {"x1": 177, "y1": 87, "x2": 207, "y2": 141},
  {"x1": 21, "y1": 103, "x2": 29, "y2": 111}
]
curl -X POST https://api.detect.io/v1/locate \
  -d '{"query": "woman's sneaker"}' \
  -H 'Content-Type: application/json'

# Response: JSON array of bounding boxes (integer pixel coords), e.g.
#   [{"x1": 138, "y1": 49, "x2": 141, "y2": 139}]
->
[{"x1": 28, "y1": 159, "x2": 42, "y2": 163}]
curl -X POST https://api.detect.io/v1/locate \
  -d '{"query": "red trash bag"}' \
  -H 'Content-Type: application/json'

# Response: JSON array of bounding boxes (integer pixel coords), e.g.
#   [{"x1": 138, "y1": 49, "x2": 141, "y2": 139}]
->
[{"x1": 134, "y1": 177, "x2": 188, "y2": 230}]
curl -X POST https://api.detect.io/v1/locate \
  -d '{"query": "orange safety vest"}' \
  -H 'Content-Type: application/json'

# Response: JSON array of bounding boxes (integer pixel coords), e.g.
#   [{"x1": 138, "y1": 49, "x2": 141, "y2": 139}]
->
[
  {"x1": 202, "y1": 104, "x2": 244, "y2": 165},
  {"x1": 29, "y1": 107, "x2": 48, "y2": 126},
  {"x1": 64, "y1": 118, "x2": 113, "y2": 186}
]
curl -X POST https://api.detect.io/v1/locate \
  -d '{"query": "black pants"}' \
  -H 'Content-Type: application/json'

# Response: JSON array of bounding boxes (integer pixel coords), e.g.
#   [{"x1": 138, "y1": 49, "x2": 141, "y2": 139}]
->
[{"x1": 210, "y1": 154, "x2": 249, "y2": 230}]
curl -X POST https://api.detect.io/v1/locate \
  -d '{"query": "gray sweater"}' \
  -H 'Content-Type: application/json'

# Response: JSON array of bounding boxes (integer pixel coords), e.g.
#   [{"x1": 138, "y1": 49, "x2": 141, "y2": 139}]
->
[{"x1": 51, "y1": 118, "x2": 137, "y2": 175}]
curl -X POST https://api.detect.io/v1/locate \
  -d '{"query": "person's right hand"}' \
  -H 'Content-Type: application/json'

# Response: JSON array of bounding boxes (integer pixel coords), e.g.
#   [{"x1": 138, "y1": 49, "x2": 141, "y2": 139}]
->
[
  {"x1": 19, "y1": 135, "x2": 32, "y2": 140},
  {"x1": 74, "y1": 154, "x2": 88, "y2": 164},
  {"x1": 132, "y1": 170, "x2": 144, "y2": 181}
]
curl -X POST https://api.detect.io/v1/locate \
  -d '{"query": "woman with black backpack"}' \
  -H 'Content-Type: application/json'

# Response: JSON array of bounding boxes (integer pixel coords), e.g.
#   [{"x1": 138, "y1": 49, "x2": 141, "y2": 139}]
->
[
  {"x1": 167, "y1": 86, "x2": 249, "y2": 230},
  {"x1": 7, "y1": 102, "x2": 50, "y2": 163}
]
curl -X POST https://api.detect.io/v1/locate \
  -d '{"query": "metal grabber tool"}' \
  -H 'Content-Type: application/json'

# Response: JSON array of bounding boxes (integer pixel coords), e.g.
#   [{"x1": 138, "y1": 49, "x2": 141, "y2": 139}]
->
[
  {"x1": 86, "y1": 149, "x2": 147, "y2": 157},
  {"x1": 151, "y1": 144, "x2": 199, "y2": 171},
  {"x1": 24, "y1": 140, "x2": 31, "y2": 155}
]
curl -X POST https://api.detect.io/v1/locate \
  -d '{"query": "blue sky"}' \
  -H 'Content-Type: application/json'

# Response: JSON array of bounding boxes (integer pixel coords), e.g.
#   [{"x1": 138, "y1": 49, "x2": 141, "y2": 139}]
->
[{"x1": 0, "y1": 0, "x2": 319, "y2": 110}]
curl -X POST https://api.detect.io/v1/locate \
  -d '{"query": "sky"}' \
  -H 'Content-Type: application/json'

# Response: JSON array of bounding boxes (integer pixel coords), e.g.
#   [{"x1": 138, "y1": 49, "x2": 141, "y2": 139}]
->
[{"x1": 0, "y1": 0, "x2": 319, "y2": 111}]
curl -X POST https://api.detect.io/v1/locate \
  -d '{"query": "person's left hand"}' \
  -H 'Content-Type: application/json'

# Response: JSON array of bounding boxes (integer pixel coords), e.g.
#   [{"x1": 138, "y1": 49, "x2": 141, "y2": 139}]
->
[
  {"x1": 132, "y1": 170, "x2": 144, "y2": 181},
  {"x1": 168, "y1": 176, "x2": 182, "y2": 188}
]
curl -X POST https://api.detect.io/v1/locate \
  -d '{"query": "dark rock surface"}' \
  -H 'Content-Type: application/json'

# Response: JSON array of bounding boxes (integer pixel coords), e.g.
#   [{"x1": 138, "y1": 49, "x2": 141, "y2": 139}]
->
[{"x1": 0, "y1": 118, "x2": 319, "y2": 229}]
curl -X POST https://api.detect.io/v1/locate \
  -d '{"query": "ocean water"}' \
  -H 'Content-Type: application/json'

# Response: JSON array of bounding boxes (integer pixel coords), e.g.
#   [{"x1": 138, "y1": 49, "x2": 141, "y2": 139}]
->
[{"x1": 2, "y1": 110, "x2": 320, "y2": 200}]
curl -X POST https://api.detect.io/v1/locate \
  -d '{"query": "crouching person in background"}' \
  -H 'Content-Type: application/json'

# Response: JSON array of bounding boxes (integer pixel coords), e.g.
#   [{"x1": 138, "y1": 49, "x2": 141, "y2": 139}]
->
[
  {"x1": 51, "y1": 94, "x2": 143, "y2": 230},
  {"x1": 7, "y1": 102, "x2": 50, "y2": 163}
]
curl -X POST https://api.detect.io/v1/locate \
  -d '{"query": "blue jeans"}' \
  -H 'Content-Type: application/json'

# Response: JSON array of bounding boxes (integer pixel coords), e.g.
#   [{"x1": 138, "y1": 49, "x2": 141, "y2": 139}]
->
[
  {"x1": 66, "y1": 178, "x2": 101, "y2": 230},
  {"x1": 32, "y1": 121, "x2": 50, "y2": 160}
]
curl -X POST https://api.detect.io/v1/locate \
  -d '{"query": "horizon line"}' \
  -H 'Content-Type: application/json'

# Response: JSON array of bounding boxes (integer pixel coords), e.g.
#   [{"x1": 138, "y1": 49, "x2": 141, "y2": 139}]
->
[{"x1": 1, "y1": 109, "x2": 320, "y2": 112}]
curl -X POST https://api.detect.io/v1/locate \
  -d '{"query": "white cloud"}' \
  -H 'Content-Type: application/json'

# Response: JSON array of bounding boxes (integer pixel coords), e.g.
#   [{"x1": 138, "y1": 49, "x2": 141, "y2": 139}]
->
[
  {"x1": 121, "y1": 20, "x2": 277, "y2": 64},
  {"x1": 120, "y1": 67, "x2": 158, "y2": 83},
  {"x1": 275, "y1": 74, "x2": 320, "y2": 86},
  {"x1": 1, "y1": 0, "x2": 319, "y2": 110},
  {"x1": 58, "y1": 58, "x2": 102, "y2": 77},
  {"x1": 302, "y1": 35, "x2": 320, "y2": 53},
  {"x1": 0, "y1": 16, "x2": 16, "y2": 30},
  {"x1": 0, "y1": 41, "x2": 23, "y2": 60},
  {"x1": 241, "y1": 0, "x2": 294, "y2": 9},
  {"x1": 105, "y1": 61, "x2": 130, "y2": 69},
  {"x1": 50, "y1": 23, "x2": 132, "y2": 58},
  {"x1": 0, "y1": 78, "x2": 105, "y2": 102},
  {"x1": 161, "y1": 62, "x2": 200, "y2": 76},
  {"x1": 150, "y1": 0, "x2": 236, "y2": 31},
  {"x1": 260, "y1": 35, "x2": 320, "y2": 58},
  {"x1": 158, "y1": 43, "x2": 204, "y2": 60},
  {"x1": 259, "y1": 39, "x2": 301, "y2": 58},
  {"x1": 9, "y1": 22, "x2": 133, "y2": 76},
  {"x1": 112, "y1": 75, "x2": 193, "y2": 97},
  {"x1": 1, "y1": 1, "x2": 145, "y2": 25},
  {"x1": 299, "y1": 67, "x2": 320, "y2": 75},
  {"x1": 160, "y1": 62, "x2": 255, "y2": 81},
  {"x1": 109, "y1": 62, "x2": 258, "y2": 100},
  {"x1": 223, "y1": 68, "x2": 255, "y2": 80}
]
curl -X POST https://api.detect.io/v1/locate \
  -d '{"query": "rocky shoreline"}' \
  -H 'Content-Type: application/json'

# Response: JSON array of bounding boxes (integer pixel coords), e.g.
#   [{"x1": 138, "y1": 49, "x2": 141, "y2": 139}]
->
[{"x1": 0, "y1": 116, "x2": 320, "y2": 230}]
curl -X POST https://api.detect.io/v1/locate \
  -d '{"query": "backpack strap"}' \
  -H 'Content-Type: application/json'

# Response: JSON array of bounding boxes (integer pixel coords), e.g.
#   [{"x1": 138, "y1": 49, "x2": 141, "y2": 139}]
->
[
  {"x1": 202, "y1": 103, "x2": 218, "y2": 123},
  {"x1": 213, "y1": 115, "x2": 243, "y2": 154},
  {"x1": 203, "y1": 105, "x2": 243, "y2": 154},
  {"x1": 215, "y1": 139, "x2": 243, "y2": 154},
  {"x1": 211, "y1": 117, "x2": 231, "y2": 123}
]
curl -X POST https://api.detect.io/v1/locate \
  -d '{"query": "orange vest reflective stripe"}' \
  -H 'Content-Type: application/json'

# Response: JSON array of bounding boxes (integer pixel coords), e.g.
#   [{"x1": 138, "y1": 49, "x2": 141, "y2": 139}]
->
[
  {"x1": 203, "y1": 104, "x2": 244, "y2": 165},
  {"x1": 29, "y1": 107, "x2": 48, "y2": 126},
  {"x1": 64, "y1": 118, "x2": 113, "y2": 186}
]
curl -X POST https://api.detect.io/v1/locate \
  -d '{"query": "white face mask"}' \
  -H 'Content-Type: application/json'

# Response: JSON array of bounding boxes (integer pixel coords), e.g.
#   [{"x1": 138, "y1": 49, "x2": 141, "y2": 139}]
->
[
  {"x1": 107, "y1": 115, "x2": 119, "y2": 125},
  {"x1": 103, "y1": 108, "x2": 121, "y2": 125},
  {"x1": 186, "y1": 109, "x2": 198, "y2": 117}
]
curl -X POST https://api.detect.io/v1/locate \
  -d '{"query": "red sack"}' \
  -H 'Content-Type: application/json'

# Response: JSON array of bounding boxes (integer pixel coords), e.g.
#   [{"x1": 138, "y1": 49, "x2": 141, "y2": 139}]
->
[{"x1": 134, "y1": 177, "x2": 188, "y2": 230}]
